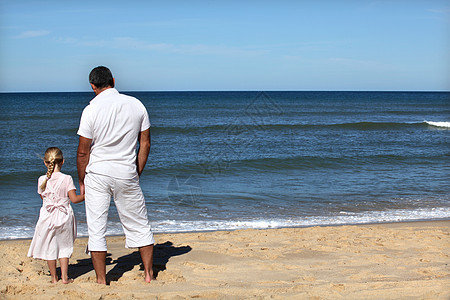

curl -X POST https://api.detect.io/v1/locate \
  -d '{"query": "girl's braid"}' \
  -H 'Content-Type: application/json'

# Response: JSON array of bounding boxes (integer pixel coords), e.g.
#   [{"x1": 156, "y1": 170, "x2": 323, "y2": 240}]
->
[
  {"x1": 46, "y1": 159, "x2": 55, "y2": 179},
  {"x1": 40, "y1": 148, "x2": 63, "y2": 191}
]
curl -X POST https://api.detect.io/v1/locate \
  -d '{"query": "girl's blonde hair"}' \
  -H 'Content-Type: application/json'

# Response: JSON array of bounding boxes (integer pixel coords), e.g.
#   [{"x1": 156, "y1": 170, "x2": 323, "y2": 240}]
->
[{"x1": 40, "y1": 147, "x2": 64, "y2": 191}]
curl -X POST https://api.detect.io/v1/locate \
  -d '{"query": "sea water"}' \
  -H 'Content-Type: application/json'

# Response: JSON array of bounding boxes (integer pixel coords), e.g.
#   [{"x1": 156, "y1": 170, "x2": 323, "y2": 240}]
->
[{"x1": 0, "y1": 91, "x2": 449, "y2": 239}]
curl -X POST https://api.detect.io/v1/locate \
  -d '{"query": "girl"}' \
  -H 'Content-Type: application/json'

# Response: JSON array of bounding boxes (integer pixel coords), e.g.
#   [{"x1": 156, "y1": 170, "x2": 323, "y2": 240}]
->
[{"x1": 28, "y1": 147, "x2": 84, "y2": 284}]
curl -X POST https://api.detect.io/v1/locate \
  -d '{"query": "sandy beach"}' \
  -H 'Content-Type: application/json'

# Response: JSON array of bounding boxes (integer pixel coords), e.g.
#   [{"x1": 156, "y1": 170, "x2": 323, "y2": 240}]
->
[{"x1": 1, "y1": 221, "x2": 449, "y2": 299}]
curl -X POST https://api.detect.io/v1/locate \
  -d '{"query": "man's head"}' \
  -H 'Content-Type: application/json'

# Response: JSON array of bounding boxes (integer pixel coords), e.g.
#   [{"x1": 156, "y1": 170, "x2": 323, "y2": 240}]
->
[{"x1": 89, "y1": 66, "x2": 115, "y2": 90}]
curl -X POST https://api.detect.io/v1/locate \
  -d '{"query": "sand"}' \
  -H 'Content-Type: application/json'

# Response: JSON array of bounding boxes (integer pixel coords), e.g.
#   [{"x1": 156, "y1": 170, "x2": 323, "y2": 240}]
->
[{"x1": 1, "y1": 221, "x2": 449, "y2": 299}]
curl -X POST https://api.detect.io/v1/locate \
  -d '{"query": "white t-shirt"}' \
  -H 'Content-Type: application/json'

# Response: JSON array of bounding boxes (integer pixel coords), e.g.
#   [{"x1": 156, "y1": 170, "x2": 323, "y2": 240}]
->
[{"x1": 77, "y1": 88, "x2": 150, "y2": 179}]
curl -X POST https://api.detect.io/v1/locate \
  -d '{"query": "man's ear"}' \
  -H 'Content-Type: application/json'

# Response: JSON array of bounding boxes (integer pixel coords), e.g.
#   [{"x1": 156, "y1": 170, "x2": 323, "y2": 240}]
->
[{"x1": 90, "y1": 83, "x2": 96, "y2": 90}]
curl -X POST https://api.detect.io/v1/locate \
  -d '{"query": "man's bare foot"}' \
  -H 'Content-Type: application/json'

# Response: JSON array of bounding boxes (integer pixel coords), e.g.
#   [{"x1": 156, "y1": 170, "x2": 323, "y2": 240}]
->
[
  {"x1": 144, "y1": 272, "x2": 156, "y2": 283},
  {"x1": 50, "y1": 277, "x2": 58, "y2": 284}
]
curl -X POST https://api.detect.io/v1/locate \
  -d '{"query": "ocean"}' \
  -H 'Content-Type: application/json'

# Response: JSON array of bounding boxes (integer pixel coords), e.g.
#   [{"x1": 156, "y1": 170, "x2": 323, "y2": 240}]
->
[{"x1": 0, "y1": 91, "x2": 449, "y2": 240}]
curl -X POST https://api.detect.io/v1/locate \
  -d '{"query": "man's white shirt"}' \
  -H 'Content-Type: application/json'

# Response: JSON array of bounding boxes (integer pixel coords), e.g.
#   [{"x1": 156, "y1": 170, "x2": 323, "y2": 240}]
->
[{"x1": 77, "y1": 88, "x2": 150, "y2": 179}]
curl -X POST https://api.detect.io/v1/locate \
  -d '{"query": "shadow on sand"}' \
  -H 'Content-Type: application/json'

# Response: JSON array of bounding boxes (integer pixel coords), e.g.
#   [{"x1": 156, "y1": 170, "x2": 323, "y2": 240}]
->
[{"x1": 66, "y1": 241, "x2": 192, "y2": 284}]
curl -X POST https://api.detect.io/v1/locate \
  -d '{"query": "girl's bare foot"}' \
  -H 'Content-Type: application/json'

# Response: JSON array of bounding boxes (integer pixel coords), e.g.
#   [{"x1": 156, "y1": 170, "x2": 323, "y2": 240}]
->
[
  {"x1": 62, "y1": 278, "x2": 74, "y2": 284},
  {"x1": 50, "y1": 277, "x2": 58, "y2": 284}
]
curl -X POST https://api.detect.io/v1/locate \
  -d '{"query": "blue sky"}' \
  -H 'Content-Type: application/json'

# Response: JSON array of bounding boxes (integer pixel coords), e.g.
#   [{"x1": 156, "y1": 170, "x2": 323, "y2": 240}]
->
[{"x1": 1, "y1": 1, "x2": 449, "y2": 92}]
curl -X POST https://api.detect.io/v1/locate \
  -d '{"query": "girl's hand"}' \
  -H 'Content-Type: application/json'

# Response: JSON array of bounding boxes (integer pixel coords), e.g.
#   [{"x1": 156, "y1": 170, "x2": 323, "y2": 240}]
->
[{"x1": 68, "y1": 189, "x2": 85, "y2": 203}]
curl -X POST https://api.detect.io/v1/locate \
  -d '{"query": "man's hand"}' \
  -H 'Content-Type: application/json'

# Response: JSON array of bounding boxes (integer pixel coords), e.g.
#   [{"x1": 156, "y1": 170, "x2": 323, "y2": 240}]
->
[
  {"x1": 79, "y1": 182, "x2": 86, "y2": 196},
  {"x1": 136, "y1": 129, "x2": 151, "y2": 177},
  {"x1": 77, "y1": 136, "x2": 92, "y2": 188}
]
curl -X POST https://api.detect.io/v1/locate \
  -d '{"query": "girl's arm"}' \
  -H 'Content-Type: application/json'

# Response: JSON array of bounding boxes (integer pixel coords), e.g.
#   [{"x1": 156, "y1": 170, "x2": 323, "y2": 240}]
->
[{"x1": 68, "y1": 189, "x2": 85, "y2": 203}]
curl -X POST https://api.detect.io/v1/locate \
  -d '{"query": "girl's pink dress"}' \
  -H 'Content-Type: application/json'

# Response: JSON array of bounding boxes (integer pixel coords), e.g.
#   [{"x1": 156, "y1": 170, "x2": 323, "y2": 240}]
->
[{"x1": 27, "y1": 172, "x2": 77, "y2": 260}]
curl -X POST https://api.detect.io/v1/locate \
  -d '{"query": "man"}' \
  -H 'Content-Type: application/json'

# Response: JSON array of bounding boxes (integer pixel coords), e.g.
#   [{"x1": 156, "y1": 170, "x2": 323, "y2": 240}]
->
[{"x1": 77, "y1": 66, "x2": 154, "y2": 284}]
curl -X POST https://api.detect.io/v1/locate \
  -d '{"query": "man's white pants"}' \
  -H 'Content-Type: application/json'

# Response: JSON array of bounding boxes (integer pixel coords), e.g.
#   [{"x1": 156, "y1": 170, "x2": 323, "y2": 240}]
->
[{"x1": 85, "y1": 173, "x2": 154, "y2": 251}]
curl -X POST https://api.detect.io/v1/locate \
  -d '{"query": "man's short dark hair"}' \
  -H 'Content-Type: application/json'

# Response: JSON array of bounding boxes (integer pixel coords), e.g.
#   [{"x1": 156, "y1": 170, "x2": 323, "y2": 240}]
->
[{"x1": 89, "y1": 66, "x2": 115, "y2": 89}]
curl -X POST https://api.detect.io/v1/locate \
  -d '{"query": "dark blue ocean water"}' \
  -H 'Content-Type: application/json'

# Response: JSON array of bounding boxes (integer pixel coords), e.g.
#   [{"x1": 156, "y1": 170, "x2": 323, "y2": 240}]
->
[{"x1": 0, "y1": 91, "x2": 449, "y2": 239}]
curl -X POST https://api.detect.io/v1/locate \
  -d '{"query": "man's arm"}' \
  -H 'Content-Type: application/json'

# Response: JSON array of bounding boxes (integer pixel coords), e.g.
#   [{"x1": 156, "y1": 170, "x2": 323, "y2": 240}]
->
[
  {"x1": 77, "y1": 136, "x2": 92, "y2": 195},
  {"x1": 136, "y1": 128, "x2": 151, "y2": 177}
]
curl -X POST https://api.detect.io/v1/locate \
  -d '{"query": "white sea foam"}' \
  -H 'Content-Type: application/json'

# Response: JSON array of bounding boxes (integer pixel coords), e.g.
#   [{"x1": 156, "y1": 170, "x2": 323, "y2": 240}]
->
[
  {"x1": 424, "y1": 121, "x2": 450, "y2": 128},
  {"x1": 2, "y1": 207, "x2": 449, "y2": 240},
  {"x1": 148, "y1": 207, "x2": 450, "y2": 234},
  {"x1": 0, "y1": 226, "x2": 36, "y2": 240}
]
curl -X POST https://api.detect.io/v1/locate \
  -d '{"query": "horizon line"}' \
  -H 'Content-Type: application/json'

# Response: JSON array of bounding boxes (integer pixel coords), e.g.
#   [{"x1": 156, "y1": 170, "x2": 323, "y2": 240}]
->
[{"x1": 1, "y1": 89, "x2": 450, "y2": 94}]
